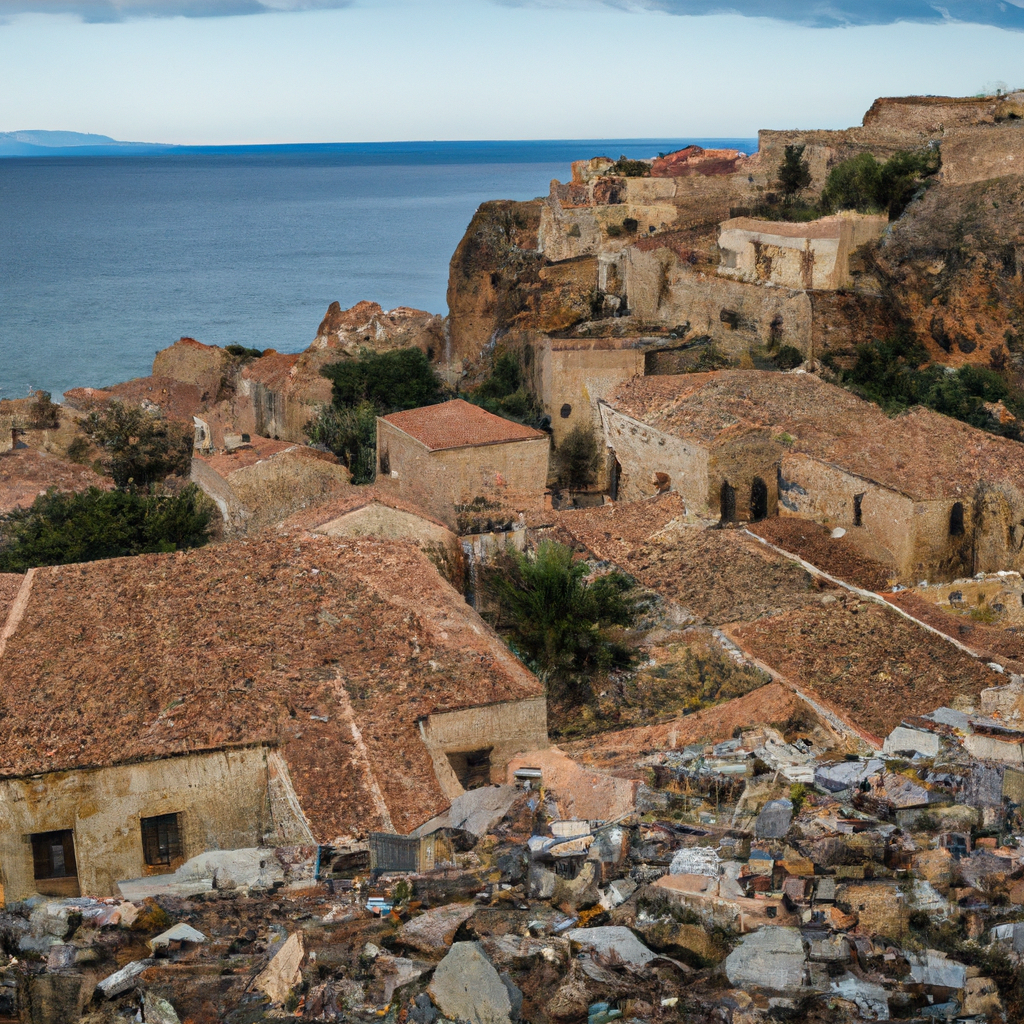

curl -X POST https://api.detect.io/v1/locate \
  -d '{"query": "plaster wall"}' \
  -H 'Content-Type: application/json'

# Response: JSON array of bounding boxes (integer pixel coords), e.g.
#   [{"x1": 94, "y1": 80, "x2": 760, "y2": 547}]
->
[
  {"x1": 0, "y1": 747, "x2": 281, "y2": 903},
  {"x1": 376, "y1": 420, "x2": 549, "y2": 521},
  {"x1": 599, "y1": 405, "x2": 711, "y2": 510},
  {"x1": 963, "y1": 733, "x2": 1024, "y2": 765},
  {"x1": 418, "y1": 696, "x2": 549, "y2": 799}
]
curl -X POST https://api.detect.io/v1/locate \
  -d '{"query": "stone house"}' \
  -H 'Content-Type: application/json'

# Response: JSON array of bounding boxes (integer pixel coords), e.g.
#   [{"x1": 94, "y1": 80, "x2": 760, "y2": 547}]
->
[
  {"x1": 0, "y1": 533, "x2": 547, "y2": 903},
  {"x1": 599, "y1": 370, "x2": 1024, "y2": 583},
  {"x1": 377, "y1": 400, "x2": 549, "y2": 518}
]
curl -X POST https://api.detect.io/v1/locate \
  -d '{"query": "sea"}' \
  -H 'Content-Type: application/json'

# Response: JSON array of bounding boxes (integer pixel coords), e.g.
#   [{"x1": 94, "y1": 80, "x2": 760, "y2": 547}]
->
[{"x1": 0, "y1": 139, "x2": 755, "y2": 401}]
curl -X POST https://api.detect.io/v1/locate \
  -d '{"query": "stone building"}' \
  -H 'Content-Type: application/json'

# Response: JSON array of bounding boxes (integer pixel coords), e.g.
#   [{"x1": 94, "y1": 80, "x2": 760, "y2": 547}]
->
[
  {"x1": 377, "y1": 399, "x2": 550, "y2": 518},
  {"x1": 0, "y1": 533, "x2": 547, "y2": 903},
  {"x1": 599, "y1": 370, "x2": 1024, "y2": 583}
]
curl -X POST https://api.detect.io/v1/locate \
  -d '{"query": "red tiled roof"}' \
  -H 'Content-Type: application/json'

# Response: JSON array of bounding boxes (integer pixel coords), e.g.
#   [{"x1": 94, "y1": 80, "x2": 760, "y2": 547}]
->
[{"x1": 382, "y1": 400, "x2": 547, "y2": 452}]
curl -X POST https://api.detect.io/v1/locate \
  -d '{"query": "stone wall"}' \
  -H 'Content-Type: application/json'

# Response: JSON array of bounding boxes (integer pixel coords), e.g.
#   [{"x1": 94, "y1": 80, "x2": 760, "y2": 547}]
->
[
  {"x1": 0, "y1": 416, "x2": 13, "y2": 454},
  {"x1": 377, "y1": 420, "x2": 550, "y2": 523},
  {"x1": 599, "y1": 404, "x2": 711, "y2": 511},
  {"x1": 0, "y1": 747, "x2": 285, "y2": 902},
  {"x1": 151, "y1": 338, "x2": 224, "y2": 398},
  {"x1": 418, "y1": 696, "x2": 549, "y2": 799}
]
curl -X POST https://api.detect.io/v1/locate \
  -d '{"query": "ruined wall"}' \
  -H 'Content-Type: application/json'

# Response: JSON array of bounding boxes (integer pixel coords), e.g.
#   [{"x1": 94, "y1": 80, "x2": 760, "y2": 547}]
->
[
  {"x1": 778, "y1": 453, "x2": 911, "y2": 578},
  {"x1": 0, "y1": 416, "x2": 13, "y2": 454},
  {"x1": 717, "y1": 214, "x2": 887, "y2": 292},
  {"x1": 599, "y1": 404, "x2": 710, "y2": 510},
  {"x1": 151, "y1": 338, "x2": 224, "y2": 398},
  {"x1": 0, "y1": 747, "x2": 281, "y2": 902},
  {"x1": 377, "y1": 420, "x2": 550, "y2": 523},
  {"x1": 708, "y1": 434, "x2": 783, "y2": 522},
  {"x1": 418, "y1": 696, "x2": 549, "y2": 799},
  {"x1": 626, "y1": 254, "x2": 814, "y2": 358}
]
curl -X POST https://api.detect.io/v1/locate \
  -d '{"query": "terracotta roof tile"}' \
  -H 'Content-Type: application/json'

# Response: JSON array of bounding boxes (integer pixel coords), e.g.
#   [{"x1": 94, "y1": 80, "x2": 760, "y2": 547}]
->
[
  {"x1": 606, "y1": 370, "x2": 1024, "y2": 502},
  {"x1": 0, "y1": 448, "x2": 113, "y2": 514},
  {"x1": 0, "y1": 534, "x2": 542, "y2": 841},
  {"x1": 383, "y1": 400, "x2": 547, "y2": 452}
]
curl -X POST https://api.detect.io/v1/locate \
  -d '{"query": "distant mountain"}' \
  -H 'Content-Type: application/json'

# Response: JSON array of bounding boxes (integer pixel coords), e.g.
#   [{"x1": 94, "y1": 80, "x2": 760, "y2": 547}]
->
[{"x1": 0, "y1": 130, "x2": 174, "y2": 157}]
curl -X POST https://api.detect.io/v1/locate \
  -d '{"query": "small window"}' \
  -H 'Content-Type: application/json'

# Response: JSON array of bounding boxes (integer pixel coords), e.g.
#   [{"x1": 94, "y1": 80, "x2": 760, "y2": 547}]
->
[
  {"x1": 31, "y1": 830, "x2": 77, "y2": 881},
  {"x1": 141, "y1": 813, "x2": 182, "y2": 867},
  {"x1": 950, "y1": 501, "x2": 965, "y2": 537},
  {"x1": 853, "y1": 492, "x2": 865, "y2": 527},
  {"x1": 720, "y1": 481, "x2": 736, "y2": 522},
  {"x1": 379, "y1": 447, "x2": 391, "y2": 475},
  {"x1": 750, "y1": 477, "x2": 768, "y2": 522},
  {"x1": 560, "y1": 404, "x2": 572, "y2": 419}
]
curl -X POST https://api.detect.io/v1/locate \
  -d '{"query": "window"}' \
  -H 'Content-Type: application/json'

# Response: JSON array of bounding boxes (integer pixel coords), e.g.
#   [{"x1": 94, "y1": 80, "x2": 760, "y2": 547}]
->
[
  {"x1": 560, "y1": 404, "x2": 572, "y2": 419},
  {"x1": 950, "y1": 501, "x2": 965, "y2": 537},
  {"x1": 141, "y1": 813, "x2": 182, "y2": 867},
  {"x1": 853, "y1": 492, "x2": 865, "y2": 527},
  {"x1": 379, "y1": 447, "x2": 390, "y2": 476},
  {"x1": 31, "y1": 830, "x2": 77, "y2": 881}
]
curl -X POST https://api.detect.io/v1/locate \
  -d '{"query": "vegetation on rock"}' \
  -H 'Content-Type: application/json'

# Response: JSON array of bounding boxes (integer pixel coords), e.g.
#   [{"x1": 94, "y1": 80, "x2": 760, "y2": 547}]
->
[
  {"x1": 464, "y1": 349, "x2": 545, "y2": 428},
  {"x1": 777, "y1": 144, "x2": 812, "y2": 198},
  {"x1": 820, "y1": 148, "x2": 940, "y2": 219},
  {"x1": 609, "y1": 155, "x2": 651, "y2": 177},
  {"x1": 482, "y1": 540, "x2": 640, "y2": 697},
  {"x1": 82, "y1": 401, "x2": 194, "y2": 489},
  {"x1": 0, "y1": 484, "x2": 213, "y2": 571}
]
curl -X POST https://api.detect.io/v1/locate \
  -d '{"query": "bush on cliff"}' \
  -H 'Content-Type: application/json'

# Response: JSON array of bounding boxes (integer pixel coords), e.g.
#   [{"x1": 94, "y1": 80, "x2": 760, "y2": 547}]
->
[
  {"x1": 0, "y1": 484, "x2": 213, "y2": 572},
  {"x1": 304, "y1": 401, "x2": 378, "y2": 485},
  {"x1": 829, "y1": 331, "x2": 1024, "y2": 439},
  {"x1": 820, "y1": 148, "x2": 939, "y2": 219},
  {"x1": 465, "y1": 350, "x2": 545, "y2": 428},
  {"x1": 777, "y1": 145, "x2": 812, "y2": 198},
  {"x1": 555, "y1": 423, "x2": 601, "y2": 491},
  {"x1": 82, "y1": 401, "x2": 194, "y2": 489},
  {"x1": 609, "y1": 156, "x2": 650, "y2": 177},
  {"x1": 481, "y1": 540, "x2": 640, "y2": 697}
]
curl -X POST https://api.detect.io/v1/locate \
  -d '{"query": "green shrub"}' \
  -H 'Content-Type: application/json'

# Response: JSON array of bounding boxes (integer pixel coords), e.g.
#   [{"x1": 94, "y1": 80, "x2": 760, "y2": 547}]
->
[
  {"x1": 322, "y1": 347, "x2": 441, "y2": 413},
  {"x1": 482, "y1": 540, "x2": 640, "y2": 694},
  {"x1": 777, "y1": 145, "x2": 812, "y2": 197},
  {"x1": 820, "y1": 148, "x2": 939, "y2": 219},
  {"x1": 609, "y1": 156, "x2": 650, "y2": 177},
  {"x1": 555, "y1": 423, "x2": 601, "y2": 491},
  {"x1": 773, "y1": 345, "x2": 805, "y2": 370},
  {"x1": 29, "y1": 390, "x2": 61, "y2": 430},
  {"x1": 304, "y1": 401, "x2": 378, "y2": 485},
  {"x1": 466, "y1": 350, "x2": 545, "y2": 428},
  {"x1": 0, "y1": 485, "x2": 213, "y2": 572},
  {"x1": 223, "y1": 344, "x2": 263, "y2": 359},
  {"x1": 82, "y1": 401, "x2": 194, "y2": 489}
]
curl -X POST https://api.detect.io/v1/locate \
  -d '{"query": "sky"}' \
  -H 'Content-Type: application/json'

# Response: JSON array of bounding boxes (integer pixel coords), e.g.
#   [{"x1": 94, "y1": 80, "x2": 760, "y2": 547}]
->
[{"x1": 0, "y1": 0, "x2": 1022, "y2": 143}]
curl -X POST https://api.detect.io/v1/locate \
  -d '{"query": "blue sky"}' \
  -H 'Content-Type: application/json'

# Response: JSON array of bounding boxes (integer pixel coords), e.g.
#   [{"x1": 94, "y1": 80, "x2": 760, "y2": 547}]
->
[{"x1": 0, "y1": 0, "x2": 1021, "y2": 143}]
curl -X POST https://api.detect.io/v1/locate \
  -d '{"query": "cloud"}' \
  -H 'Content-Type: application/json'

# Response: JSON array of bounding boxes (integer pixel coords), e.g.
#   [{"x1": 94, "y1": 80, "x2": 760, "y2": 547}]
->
[
  {"x1": 509, "y1": 0, "x2": 1024, "y2": 31},
  {"x1": 0, "y1": 0, "x2": 352, "y2": 21}
]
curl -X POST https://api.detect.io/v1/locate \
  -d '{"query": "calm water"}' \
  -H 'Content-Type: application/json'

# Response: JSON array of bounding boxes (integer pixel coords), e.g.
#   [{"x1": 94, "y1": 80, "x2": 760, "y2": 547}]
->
[{"x1": 0, "y1": 139, "x2": 754, "y2": 400}]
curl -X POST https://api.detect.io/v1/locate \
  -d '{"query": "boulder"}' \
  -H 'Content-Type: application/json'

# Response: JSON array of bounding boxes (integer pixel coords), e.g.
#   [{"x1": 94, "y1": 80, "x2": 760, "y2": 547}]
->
[
  {"x1": 398, "y1": 904, "x2": 476, "y2": 956},
  {"x1": 97, "y1": 959, "x2": 156, "y2": 998},
  {"x1": 725, "y1": 927, "x2": 806, "y2": 991},
  {"x1": 564, "y1": 927, "x2": 657, "y2": 970},
  {"x1": 428, "y1": 941, "x2": 513, "y2": 1024},
  {"x1": 635, "y1": 919, "x2": 721, "y2": 966},
  {"x1": 253, "y1": 931, "x2": 304, "y2": 1006},
  {"x1": 755, "y1": 799, "x2": 793, "y2": 839},
  {"x1": 142, "y1": 991, "x2": 181, "y2": 1024}
]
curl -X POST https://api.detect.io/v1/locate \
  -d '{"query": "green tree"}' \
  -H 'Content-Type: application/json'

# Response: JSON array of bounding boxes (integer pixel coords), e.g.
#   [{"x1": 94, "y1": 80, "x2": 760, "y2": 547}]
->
[
  {"x1": 29, "y1": 390, "x2": 61, "y2": 429},
  {"x1": 555, "y1": 423, "x2": 601, "y2": 491},
  {"x1": 322, "y1": 347, "x2": 441, "y2": 412},
  {"x1": 304, "y1": 401, "x2": 379, "y2": 485},
  {"x1": 466, "y1": 350, "x2": 545, "y2": 427},
  {"x1": 820, "y1": 148, "x2": 939, "y2": 219},
  {"x1": 0, "y1": 485, "x2": 213, "y2": 572},
  {"x1": 82, "y1": 401, "x2": 193, "y2": 489},
  {"x1": 482, "y1": 540, "x2": 640, "y2": 696},
  {"x1": 777, "y1": 145, "x2": 812, "y2": 197}
]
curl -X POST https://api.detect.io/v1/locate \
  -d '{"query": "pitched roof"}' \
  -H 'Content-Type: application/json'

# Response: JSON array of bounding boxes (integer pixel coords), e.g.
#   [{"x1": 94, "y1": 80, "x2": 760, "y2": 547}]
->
[
  {"x1": 605, "y1": 370, "x2": 1024, "y2": 502},
  {"x1": 0, "y1": 534, "x2": 542, "y2": 841},
  {"x1": 382, "y1": 400, "x2": 547, "y2": 452}
]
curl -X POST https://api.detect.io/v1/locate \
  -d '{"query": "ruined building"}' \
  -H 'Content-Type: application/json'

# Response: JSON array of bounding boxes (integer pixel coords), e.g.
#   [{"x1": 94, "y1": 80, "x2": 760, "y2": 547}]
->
[
  {"x1": 0, "y1": 534, "x2": 547, "y2": 903},
  {"x1": 600, "y1": 370, "x2": 1024, "y2": 583}
]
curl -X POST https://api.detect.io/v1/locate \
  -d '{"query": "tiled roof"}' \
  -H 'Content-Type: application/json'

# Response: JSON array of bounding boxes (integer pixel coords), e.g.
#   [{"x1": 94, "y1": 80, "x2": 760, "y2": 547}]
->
[
  {"x1": 382, "y1": 400, "x2": 547, "y2": 452},
  {"x1": 0, "y1": 534, "x2": 542, "y2": 841},
  {"x1": 605, "y1": 370, "x2": 1024, "y2": 502},
  {"x1": 0, "y1": 448, "x2": 114, "y2": 514}
]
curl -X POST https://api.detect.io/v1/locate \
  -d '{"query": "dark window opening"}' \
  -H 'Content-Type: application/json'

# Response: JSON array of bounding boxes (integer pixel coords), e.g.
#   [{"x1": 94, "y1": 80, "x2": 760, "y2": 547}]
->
[
  {"x1": 719, "y1": 308, "x2": 739, "y2": 329},
  {"x1": 950, "y1": 501, "x2": 965, "y2": 537},
  {"x1": 379, "y1": 447, "x2": 390, "y2": 475},
  {"x1": 720, "y1": 481, "x2": 736, "y2": 523},
  {"x1": 609, "y1": 456, "x2": 621, "y2": 502},
  {"x1": 853, "y1": 492, "x2": 865, "y2": 527},
  {"x1": 31, "y1": 830, "x2": 77, "y2": 881},
  {"x1": 560, "y1": 403, "x2": 572, "y2": 419},
  {"x1": 750, "y1": 477, "x2": 768, "y2": 521},
  {"x1": 446, "y1": 748, "x2": 493, "y2": 790},
  {"x1": 142, "y1": 813, "x2": 182, "y2": 867}
]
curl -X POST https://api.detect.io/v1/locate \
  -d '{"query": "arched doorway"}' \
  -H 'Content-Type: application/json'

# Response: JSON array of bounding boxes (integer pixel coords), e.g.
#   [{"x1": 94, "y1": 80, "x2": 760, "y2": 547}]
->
[
  {"x1": 750, "y1": 477, "x2": 768, "y2": 522},
  {"x1": 720, "y1": 481, "x2": 736, "y2": 523}
]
